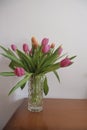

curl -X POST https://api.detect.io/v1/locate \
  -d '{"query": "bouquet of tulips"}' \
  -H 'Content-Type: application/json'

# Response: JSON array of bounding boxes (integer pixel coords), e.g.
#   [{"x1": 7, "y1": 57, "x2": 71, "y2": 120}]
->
[{"x1": 0, "y1": 37, "x2": 76, "y2": 95}]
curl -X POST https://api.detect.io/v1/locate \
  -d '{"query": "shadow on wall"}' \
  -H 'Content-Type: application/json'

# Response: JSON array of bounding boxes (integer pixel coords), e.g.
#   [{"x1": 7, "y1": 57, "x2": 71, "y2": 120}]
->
[{"x1": 0, "y1": 57, "x2": 23, "y2": 130}]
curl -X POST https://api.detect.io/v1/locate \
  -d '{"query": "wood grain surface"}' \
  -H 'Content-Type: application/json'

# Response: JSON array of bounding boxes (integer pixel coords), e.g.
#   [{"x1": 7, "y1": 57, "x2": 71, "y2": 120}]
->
[{"x1": 3, "y1": 98, "x2": 87, "y2": 130}]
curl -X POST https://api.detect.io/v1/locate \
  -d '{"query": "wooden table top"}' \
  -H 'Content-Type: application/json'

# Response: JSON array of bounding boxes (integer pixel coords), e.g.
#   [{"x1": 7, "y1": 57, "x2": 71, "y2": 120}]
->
[{"x1": 3, "y1": 98, "x2": 87, "y2": 130}]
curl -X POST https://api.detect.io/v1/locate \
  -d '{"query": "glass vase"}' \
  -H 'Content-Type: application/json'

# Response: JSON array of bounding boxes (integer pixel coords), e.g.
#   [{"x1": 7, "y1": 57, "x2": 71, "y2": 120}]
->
[{"x1": 28, "y1": 75, "x2": 45, "y2": 112}]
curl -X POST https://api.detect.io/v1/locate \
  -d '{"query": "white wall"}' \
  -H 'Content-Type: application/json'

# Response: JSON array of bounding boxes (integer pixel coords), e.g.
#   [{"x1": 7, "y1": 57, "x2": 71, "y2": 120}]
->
[{"x1": 0, "y1": 0, "x2": 87, "y2": 129}]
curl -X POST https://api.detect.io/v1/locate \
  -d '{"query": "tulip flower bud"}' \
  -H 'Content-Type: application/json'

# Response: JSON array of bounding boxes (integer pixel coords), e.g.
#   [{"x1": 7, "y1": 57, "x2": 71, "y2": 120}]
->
[
  {"x1": 60, "y1": 57, "x2": 72, "y2": 67},
  {"x1": 11, "y1": 44, "x2": 17, "y2": 51},
  {"x1": 42, "y1": 44, "x2": 50, "y2": 53},
  {"x1": 23, "y1": 43, "x2": 29, "y2": 53},
  {"x1": 51, "y1": 43, "x2": 55, "y2": 48},
  {"x1": 41, "y1": 38, "x2": 49, "y2": 46},
  {"x1": 58, "y1": 45, "x2": 63, "y2": 56},
  {"x1": 31, "y1": 37, "x2": 38, "y2": 48},
  {"x1": 14, "y1": 67, "x2": 25, "y2": 77}
]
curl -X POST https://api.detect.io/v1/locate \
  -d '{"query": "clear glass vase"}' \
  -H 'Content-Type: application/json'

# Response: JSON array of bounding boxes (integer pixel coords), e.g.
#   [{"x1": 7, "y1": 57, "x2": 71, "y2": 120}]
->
[{"x1": 28, "y1": 75, "x2": 45, "y2": 112}]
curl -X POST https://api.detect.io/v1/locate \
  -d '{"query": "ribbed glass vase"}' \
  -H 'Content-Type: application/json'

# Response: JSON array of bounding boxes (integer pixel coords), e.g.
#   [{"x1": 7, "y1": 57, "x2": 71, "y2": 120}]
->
[{"x1": 28, "y1": 75, "x2": 45, "y2": 112}]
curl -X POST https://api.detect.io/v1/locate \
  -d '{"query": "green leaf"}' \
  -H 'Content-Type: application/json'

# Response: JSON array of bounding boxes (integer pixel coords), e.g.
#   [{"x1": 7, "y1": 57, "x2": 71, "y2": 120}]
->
[
  {"x1": 16, "y1": 51, "x2": 30, "y2": 71},
  {"x1": 40, "y1": 47, "x2": 59, "y2": 68},
  {"x1": 32, "y1": 46, "x2": 42, "y2": 63},
  {"x1": 9, "y1": 61, "x2": 16, "y2": 69},
  {"x1": 40, "y1": 62, "x2": 60, "y2": 74},
  {"x1": 53, "y1": 70, "x2": 60, "y2": 83},
  {"x1": 43, "y1": 77, "x2": 49, "y2": 95},
  {"x1": 0, "y1": 72, "x2": 15, "y2": 76},
  {"x1": 37, "y1": 54, "x2": 47, "y2": 69},
  {"x1": 8, "y1": 73, "x2": 32, "y2": 95},
  {"x1": 1, "y1": 53, "x2": 23, "y2": 67},
  {"x1": 0, "y1": 46, "x2": 16, "y2": 57},
  {"x1": 0, "y1": 45, "x2": 10, "y2": 54},
  {"x1": 17, "y1": 49, "x2": 34, "y2": 72},
  {"x1": 70, "y1": 55, "x2": 77, "y2": 60},
  {"x1": 20, "y1": 82, "x2": 27, "y2": 89},
  {"x1": 0, "y1": 46, "x2": 24, "y2": 69}
]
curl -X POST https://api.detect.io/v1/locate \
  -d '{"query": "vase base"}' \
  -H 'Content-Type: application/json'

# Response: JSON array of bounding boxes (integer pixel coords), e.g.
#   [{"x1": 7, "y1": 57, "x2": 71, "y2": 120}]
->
[{"x1": 28, "y1": 106, "x2": 43, "y2": 112}]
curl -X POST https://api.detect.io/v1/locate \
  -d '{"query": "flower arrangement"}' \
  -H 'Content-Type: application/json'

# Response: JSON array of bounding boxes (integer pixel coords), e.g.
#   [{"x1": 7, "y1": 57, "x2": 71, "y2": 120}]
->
[{"x1": 0, "y1": 37, "x2": 76, "y2": 95}]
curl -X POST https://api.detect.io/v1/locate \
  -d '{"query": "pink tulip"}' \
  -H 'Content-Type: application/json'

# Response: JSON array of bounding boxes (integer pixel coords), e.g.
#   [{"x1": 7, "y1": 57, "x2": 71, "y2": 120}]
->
[
  {"x1": 41, "y1": 38, "x2": 49, "y2": 46},
  {"x1": 42, "y1": 44, "x2": 50, "y2": 53},
  {"x1": 60, "y1": 57, "x2": 72, "y2": 67},
  {"x1": 14, "y1": 67, "x2": 25, "y2": 77},
  {"x1": 11, "y1": 44, "x2": 17, "y2": 51},
  {"x1": 58, "y1": 45, "x2": 63, "y2": 56},
  {"x1": 23, "y1": 43, "x2": 29, "y2": 53}
]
